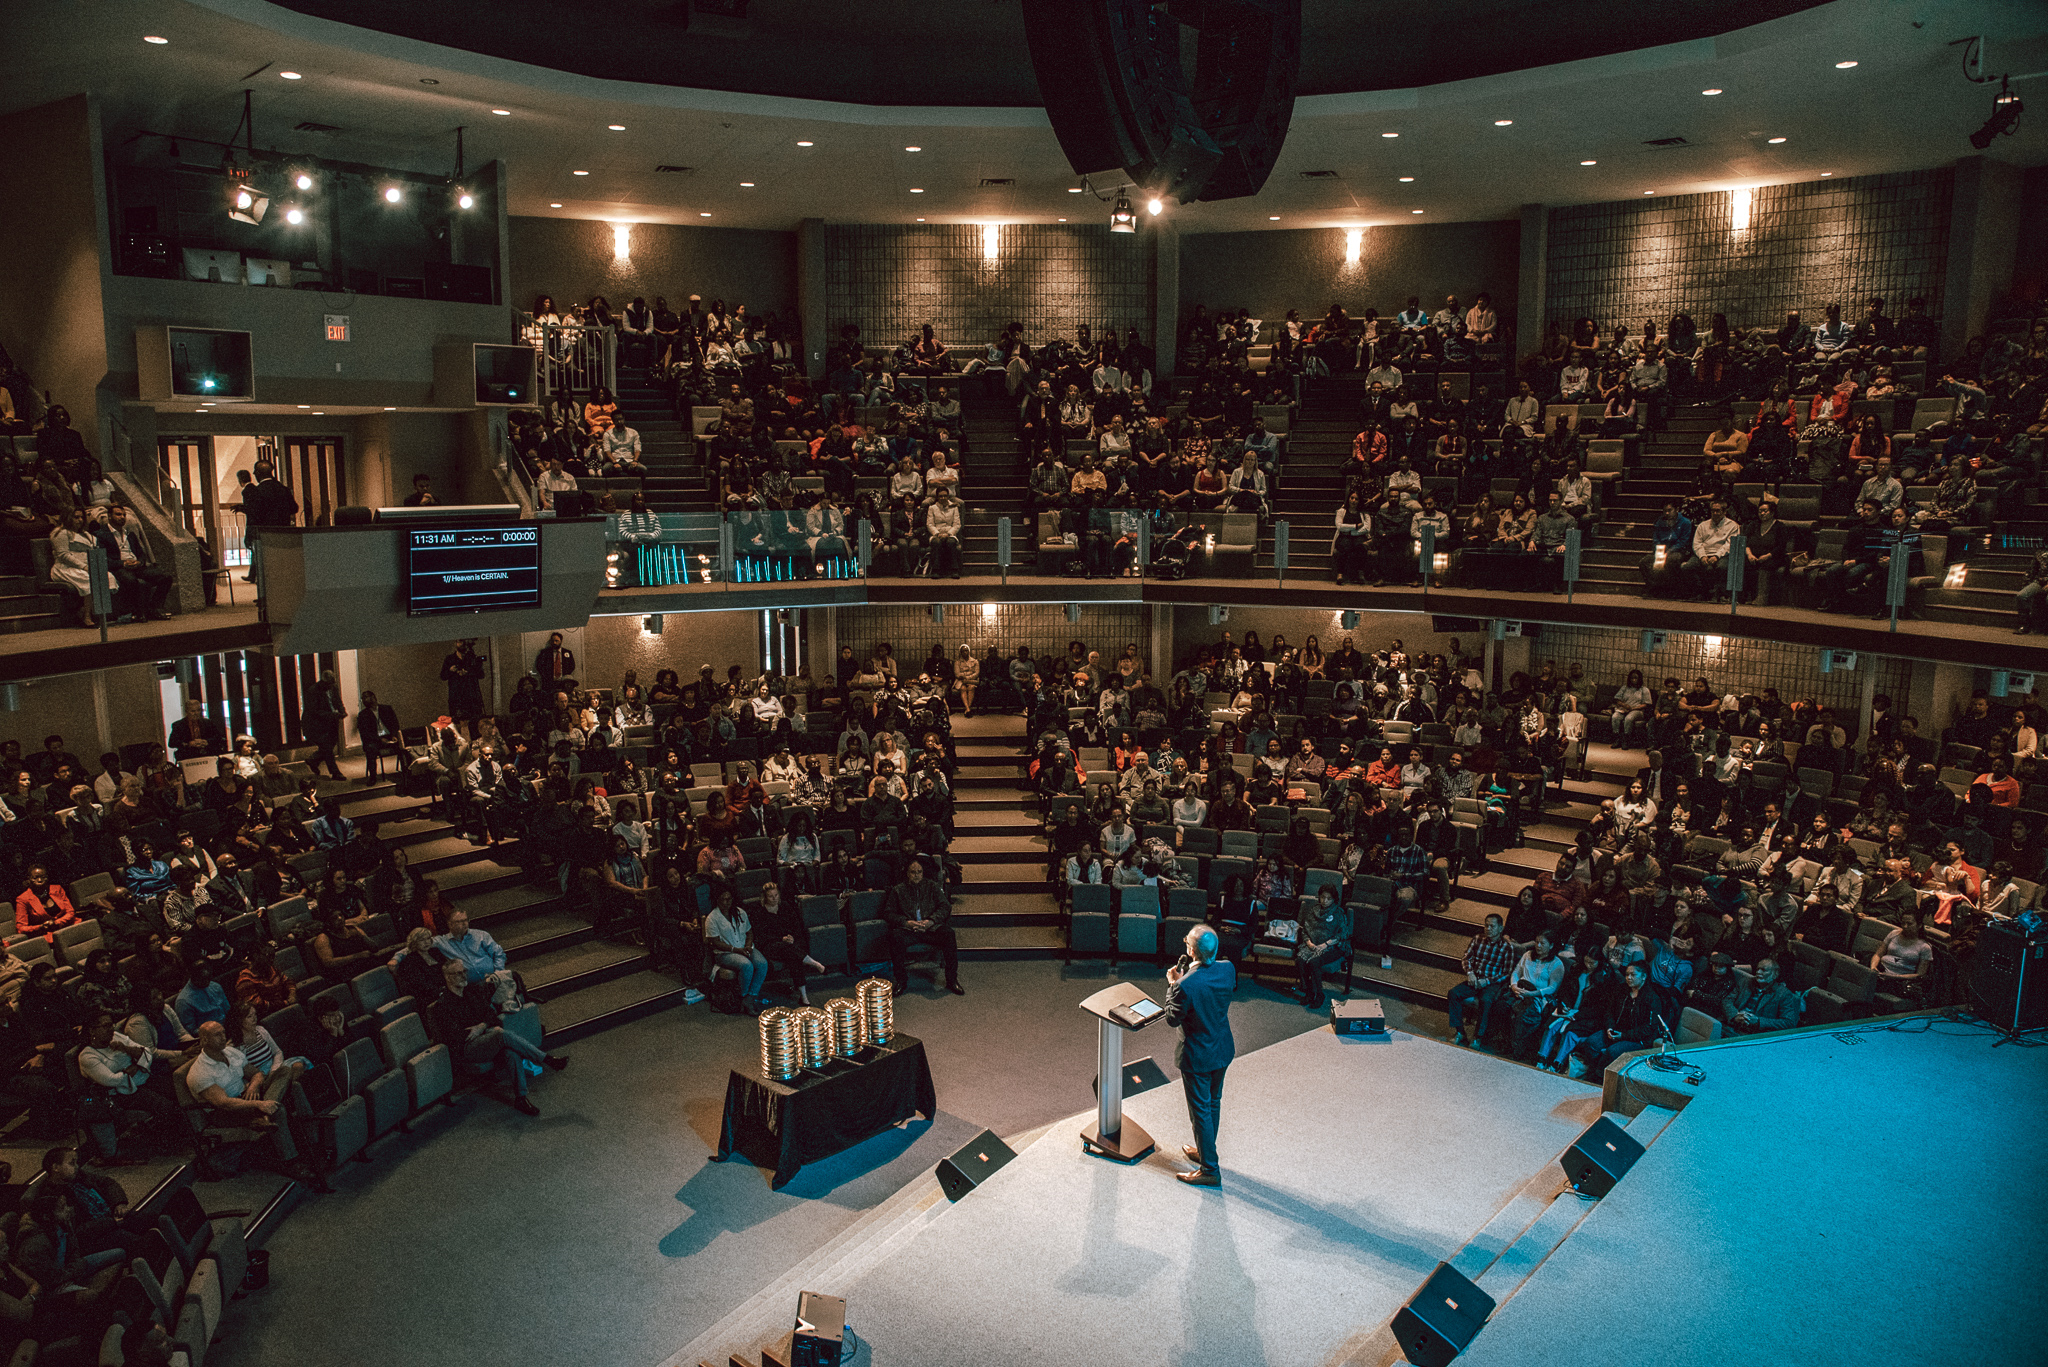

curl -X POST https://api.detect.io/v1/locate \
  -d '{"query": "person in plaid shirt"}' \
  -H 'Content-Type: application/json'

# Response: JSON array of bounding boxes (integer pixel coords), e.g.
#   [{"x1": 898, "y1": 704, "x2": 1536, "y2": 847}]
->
[
  {"x1": 1385, "y1": 822, "x2": 1431, "y2": 930},
  {"x1": 1447, "y1": 913, "x2": 1517, "y2": 1049}
]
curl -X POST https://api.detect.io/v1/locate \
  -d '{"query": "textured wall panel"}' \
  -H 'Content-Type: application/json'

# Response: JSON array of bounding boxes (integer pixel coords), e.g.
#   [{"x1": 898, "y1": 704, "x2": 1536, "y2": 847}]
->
[
  {"x1": 1178, "y1": 220, "x2": 1522, "y2": 336},
  {"x1": 1545, "y1": 169, "x2": 1952, "y2": 334},
  {"x1": 824, "y1": 224, "x2": 1155, "y2": 352},
  {"x1": 1535, "y1": 625, "x2": 1910, "y2": 720},
  {"x1": 835, "y1": 603, "x2": 1144, "y2": 669}
]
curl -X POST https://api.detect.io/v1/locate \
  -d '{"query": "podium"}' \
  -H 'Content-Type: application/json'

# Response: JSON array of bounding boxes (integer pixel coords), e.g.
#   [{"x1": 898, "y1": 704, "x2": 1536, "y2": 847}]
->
[{"x1": 1078, "y1": 981, "x2": 1164, "y2": 1163}]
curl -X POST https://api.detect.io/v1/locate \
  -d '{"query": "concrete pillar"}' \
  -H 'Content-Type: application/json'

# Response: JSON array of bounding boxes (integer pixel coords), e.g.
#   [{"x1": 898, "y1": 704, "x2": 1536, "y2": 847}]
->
[
  {"x1": 797, "y1": 217, "x2": 828, "y2": 384},
  {"x1": 1516, "y1": 203, "x2": 1547, "y2": 364},
  {"x1": 1153, "y1": 220, "x2": 1179, "y2": 382},
  {"x1": 1940, "y1": 156, "x2": 2024, "y2": 361}
]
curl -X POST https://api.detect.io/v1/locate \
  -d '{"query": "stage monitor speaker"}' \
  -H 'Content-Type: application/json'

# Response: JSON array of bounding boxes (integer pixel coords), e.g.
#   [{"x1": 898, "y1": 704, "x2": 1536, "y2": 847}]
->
[
  {"x1": 1561, "y1": 1116, "x2": 1644, "y2": 1197},
  {"x1": 937, "y1": 1129, "x2": 1017, "y2": 1202},
  {"x1": 1391, "y1": 1262, "x2": 1495, "y2": 1367},
  {"x1": 790, "y1": 1290, "x2": 844, "y2": 1367},
  {"x1": 1092, "y1": 1055, "x2": 1169, "y2": 1099},
  {"x1": 1972, "y1": 919, "x2": 2048, "y2": 1032},
  {"x1": 1332, "y1": 999, "x2": 1385, "y2": 1035}
]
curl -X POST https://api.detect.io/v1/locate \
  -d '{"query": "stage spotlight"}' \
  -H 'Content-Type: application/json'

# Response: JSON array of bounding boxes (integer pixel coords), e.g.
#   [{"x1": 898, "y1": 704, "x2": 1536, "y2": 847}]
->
[
  {"x1": 383, "y1": 185, "x2": 403, "y2": 203},
  {"x1": 226, "y1": 178, "x2": 269, "y2": 224},
  {"x1": 284, "y1": 206, "x2": 305, "y2": 225},
  {"x1": 1969, "y1": 78, "x2": 2022, "y2": 149},
  {"x1": 1146, "y1": 196, "x2": 1163, "y2": 215},
  {"x1": 1109, "y1": 193, "x2": 1136, "y2": 233},
  {"x1": 455, "y1": 188, "x2": 475, "y2": 210},
  {"x1": 294, "y1": 171, "x2": 314, "y2": 190}
]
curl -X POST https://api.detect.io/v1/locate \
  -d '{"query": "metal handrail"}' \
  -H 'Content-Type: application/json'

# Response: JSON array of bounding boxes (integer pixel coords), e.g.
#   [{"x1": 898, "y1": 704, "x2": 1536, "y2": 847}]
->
[{"x1": 514, "y1": 315, "x2": 617, "y2": 401}]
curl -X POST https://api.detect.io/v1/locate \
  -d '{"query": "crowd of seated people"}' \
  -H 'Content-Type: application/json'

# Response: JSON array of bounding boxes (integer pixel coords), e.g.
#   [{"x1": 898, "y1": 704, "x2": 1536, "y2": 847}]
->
[
  {"x1": 995, "y1": 623, "x2": 2039, "y2": 1053},
  {"x1": 0, "y1": 387, "x2": 182, "y2": 627}
]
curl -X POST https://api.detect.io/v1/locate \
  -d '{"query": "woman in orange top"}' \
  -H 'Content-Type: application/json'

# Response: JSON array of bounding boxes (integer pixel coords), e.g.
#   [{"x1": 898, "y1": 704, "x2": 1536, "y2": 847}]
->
[{"x1": 583, "y1": 386, "x2": 619, "y2": 436}]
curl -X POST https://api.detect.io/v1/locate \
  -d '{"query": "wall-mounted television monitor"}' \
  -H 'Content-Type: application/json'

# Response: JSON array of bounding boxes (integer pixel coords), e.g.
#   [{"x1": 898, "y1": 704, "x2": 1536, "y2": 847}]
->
[
  {"x1": 404, "y1": 524, "x2": 543, "y2": 616},
  {"x1": 473, "y1": 344, "x2": 535, "y2": 405},
  {"x1": 137, "y1": 326, "x2": 255, "y2": 402}
]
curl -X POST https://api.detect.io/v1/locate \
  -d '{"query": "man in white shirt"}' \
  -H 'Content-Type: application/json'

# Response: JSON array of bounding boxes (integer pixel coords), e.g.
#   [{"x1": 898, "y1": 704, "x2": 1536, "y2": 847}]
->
[
  {"x1": 1364, "y1": 360, "x2": 1403, "y2": 392},
  {"x1": 599, "y1": 423, "x2": 648, "y2": 476},
  {"x1": 538, "y1": 457, "x2": 579, "y2": 512},
  {"x1": 1386, "y1": 457, "x2": 1424, "y2": 513},
  {"x1": 187, "y1": 1020, "x2": 311, "y2": 1172},
  {"x1": 1857, "y1": 457, "x2": 1903, "y2": 512},
  {"x1": 1628, "y1": 347, "x2": 1670, "y2": 432},
  {"x1": 1811, "y1": 303, "x2": 1850, "y2": 355},
  {"x1": 1119, "y1": 753, "x2": 1159, "y2": 800},
  {"x1": 1556, "y1": 460, "x2": 1595, "y2": 525},
  {"x1": 1099, "y1": 809, "x2": 1136, "y2": 858},
  {"x1": 1690, "y1": 498, "x2": 1742, "y2": 602}
]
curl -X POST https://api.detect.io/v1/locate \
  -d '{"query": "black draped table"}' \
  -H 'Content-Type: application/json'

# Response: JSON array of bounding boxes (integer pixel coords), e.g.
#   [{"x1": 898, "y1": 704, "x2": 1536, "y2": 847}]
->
[{"x1": 714, "y1": 1034, "x2": 938, "y2": 1188}]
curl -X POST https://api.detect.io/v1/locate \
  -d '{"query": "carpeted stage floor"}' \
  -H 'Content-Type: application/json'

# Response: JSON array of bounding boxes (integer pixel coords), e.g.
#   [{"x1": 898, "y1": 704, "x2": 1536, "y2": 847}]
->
[
  {"x1": 835, "y1": 1026, "x2": 1603, "y2": 1367},
  {"x1": 211, "y1": 958, "x2": 1437, "y2": 1367},
  {"x1": 1454, "y1": 1018, "x2": 2048, "y2": 1367}
]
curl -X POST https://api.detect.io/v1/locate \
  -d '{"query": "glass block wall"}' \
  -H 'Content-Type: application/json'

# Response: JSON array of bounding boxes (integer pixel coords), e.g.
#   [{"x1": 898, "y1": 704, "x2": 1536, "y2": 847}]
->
[
  {"x1": 1534, "y1": 624, "x2": 1911, "y2": 717},
  {"x1": 824, "y1": 223, "x2": 1155, "y2": 352},
  {"x1": 1546, "y1": 169, "x2": 1953, "y2": 333},
  {"x1": 834, "y1": 603, "x2": 1145, "y2": 669}
]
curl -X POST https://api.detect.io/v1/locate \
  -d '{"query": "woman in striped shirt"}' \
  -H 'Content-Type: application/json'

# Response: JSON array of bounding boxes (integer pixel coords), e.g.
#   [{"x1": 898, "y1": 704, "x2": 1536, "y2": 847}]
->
[{"x1": 227, "y1": 1001, "x2": 310, "y2": 1088}]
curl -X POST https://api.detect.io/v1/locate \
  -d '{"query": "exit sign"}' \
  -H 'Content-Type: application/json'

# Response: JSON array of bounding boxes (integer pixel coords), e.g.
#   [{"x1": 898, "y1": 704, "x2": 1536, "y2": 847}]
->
[{"x1": 325, "y1": 314, "x2": 350, "y2": 342}]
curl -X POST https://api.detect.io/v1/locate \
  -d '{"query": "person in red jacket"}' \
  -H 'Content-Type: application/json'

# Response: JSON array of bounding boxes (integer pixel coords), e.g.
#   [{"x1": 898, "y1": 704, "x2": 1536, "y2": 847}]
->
[{"x1": 13, "y1": 864, "x2": 79, "y2": 936}]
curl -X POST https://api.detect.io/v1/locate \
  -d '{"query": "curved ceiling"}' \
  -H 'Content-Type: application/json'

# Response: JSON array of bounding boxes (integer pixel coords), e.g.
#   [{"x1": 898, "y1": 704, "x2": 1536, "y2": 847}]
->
[
  {"x1": 1, "y1": 0, "x2": 2042, "y2": 234},
  {"x1": 261, "y1": 0, "x2": 1836, "y2": 108}
]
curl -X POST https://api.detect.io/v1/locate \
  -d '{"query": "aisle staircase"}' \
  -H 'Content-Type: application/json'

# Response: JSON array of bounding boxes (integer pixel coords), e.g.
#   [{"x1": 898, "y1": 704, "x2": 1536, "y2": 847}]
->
[
  {"x1": 327, "y1": 764, "x2": 692, "y2": 1041},
  {"x1": 944, "y1": 714, "x2": 1067, "y2": 957}
]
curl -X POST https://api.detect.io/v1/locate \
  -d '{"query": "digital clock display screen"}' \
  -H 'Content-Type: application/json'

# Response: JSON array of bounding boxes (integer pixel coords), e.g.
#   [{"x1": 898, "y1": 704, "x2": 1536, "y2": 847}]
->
[{"x1": 405, "y1": 525, "x2": 542, "y2": 616}]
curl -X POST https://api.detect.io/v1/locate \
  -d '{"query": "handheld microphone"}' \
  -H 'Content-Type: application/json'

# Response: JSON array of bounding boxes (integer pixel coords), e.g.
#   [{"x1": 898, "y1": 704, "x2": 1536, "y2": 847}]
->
[{"x1": 1174, "y1": 953, "x2": 1192, "y2": 977}]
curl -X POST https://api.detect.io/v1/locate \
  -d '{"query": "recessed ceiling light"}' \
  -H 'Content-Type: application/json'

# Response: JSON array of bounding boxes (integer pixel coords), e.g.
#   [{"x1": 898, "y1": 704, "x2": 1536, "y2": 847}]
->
[
  {"x1": 1068, "y1": 187, "x2": 1082, "y2": 193},
  {"x1": 1269, "y1": 215, "x2": 1280, "y2": 220},
  {"x1": 143, "y1": 35, "x2": 168, "y2": 44},
  {"x1": 608, "y1": 124, "x2": 626, "y2": 131},
  {"x1": 383, "y1": 407, "x2": 396, "y2": 411},
  {"x1": 280, "y1": 71, "x2": 302, "y2": 80},
  {"x1": 1768, "y1": 136, "x2": 1786, "y2": 144},
  {"x1": 492, "y1": 109, "x2": 511, "y2": 116},
  {"x1": 419, "y1": 78, "x2": 438, "y2": 85},
  {"x1": 915, "y1": 217, "x2": 924, "y2": 221},
  {"x1": 1644, "y1": 190, "x2": 1655, "y2": 195},
  {"x1": 796, "y1": 140, "x2": 813, "y2": 146},
  {"x1": 1411, "y1": 208, "x2": 1424, "y2": 214},
  {"x1": 1702, "y1": 88, "x2": 1723, "y2": 96},
  {"x1": 1057, "y1": 217, "x2": 1066, "y2": 221},
  {"x1": 1493, "y1": 119, "x2": 1512, "y2": 126},
  {"x1": 549, "y1": 201, "x2": 562, "y2": 207},
  {"x1": 1580, "y1": 160, "x2": 1597, "y2": 166},
  {"x1": 1821, "y1": 171, "x2": 1833, "y2": 177},
  {"x1": 905, "y1": 146, "x2": 921, "y2": 152},
  {"x1": 740, "y1": 182, "x2": 754, "y2": 187},
  {"x1": 700, "y1": 212, "x2": 711, "y2": 217},
  {"x1": 572, "y1": 169, "x2": 589, "y2": 175},
  {"x1": 297, "y1": 405, "x2": 310, "y2": 409},
  {"x1": 910, "y1": 188, "x2": 923, "y2": 193},
  {"x1": 312, "y1": 412, "x2": 324, "y2": 416},
  {"x1": 1834, "y1": 60, "x2": 1858, "y2": 69},
  {"x1": 1381, "y1": 132, "x2": 1399, "y2": 138}
]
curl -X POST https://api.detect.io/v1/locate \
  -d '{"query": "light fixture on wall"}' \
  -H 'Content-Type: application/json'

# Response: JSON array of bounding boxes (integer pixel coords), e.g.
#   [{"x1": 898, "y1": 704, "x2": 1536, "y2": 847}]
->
[
  {"x1": 1109, "y1": 193, "x2": 1136, "y2": 233},
  {"x1": 1344, "y1": 227, "x2": 1363, "y2": 265},
  {"x1": 981, "y1": 223, "x2": 999, "y2": 260},
  {"x1": 1731, "y1": 187, "x2": 1752, "y2": 232},
  {"x1": 613, "y1": 223, "x2": 631, "y2": 259},
  {"x1": 643, "y1": 614, "x2": 663, "y2": 635},
  {"x1": 981, "y1": 603, "x2": 997, "y2": 619},
  {"x1": 930, "y1": 604, "x2": 945, "y2": 624}
]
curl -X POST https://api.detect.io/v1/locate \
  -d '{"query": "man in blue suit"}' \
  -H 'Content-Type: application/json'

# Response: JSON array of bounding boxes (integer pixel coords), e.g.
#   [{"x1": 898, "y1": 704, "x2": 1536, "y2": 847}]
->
[{"x1": 1165, "y1": 924, "x2": 1236, "y2": 1187}]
